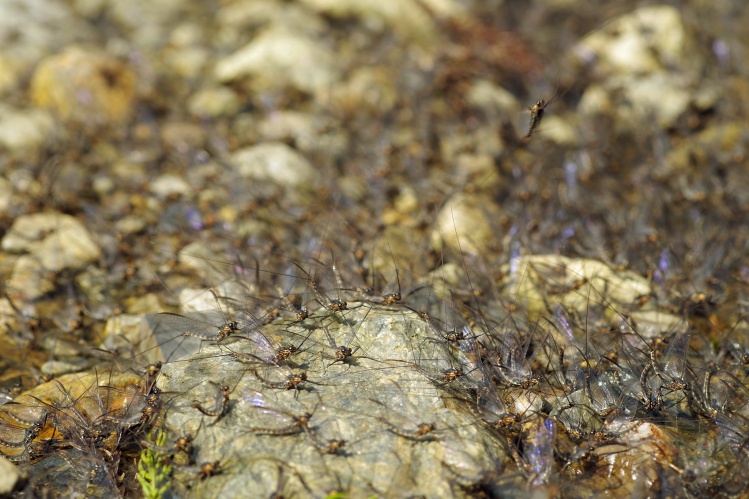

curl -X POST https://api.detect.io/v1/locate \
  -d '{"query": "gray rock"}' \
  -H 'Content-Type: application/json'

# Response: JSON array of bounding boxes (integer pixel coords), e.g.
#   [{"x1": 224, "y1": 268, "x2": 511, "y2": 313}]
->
[{"x1": 157, "y1": 304, "x2": 511, "y2": 498}]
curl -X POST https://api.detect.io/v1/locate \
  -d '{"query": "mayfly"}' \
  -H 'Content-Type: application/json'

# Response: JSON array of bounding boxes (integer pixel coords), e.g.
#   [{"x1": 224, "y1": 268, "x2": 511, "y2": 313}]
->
[
  {"x1": 192, "y1": 382, "x2": 232, "y2": 422},
  {"x1": 292, "y1": 260, "x2": 348, "y2": 313},
  {"x1": 244, "y1": 393, "x2": 317, "y2": 437},
  {"x1": 154, "y1": 312, "x2": 239, "y2": 343},
  {"x1": 229, "y1": 326, "x2": 312, "y2": 367},
  {"x1": 370, "y1": 382, "x2": 441, "y2": 442},
  {"x1": 524, "y1": 81, "x2": 559, "y2": 141}
]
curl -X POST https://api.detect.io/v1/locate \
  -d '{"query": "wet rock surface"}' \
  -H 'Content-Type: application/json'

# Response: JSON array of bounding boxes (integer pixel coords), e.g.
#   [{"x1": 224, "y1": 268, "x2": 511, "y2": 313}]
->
[
  {"x1": 156, "y1": 304, "x2": 507, "y2": 498},
  {"x1": 1, "y1": 0, "x2": 749, "y2": 498}
]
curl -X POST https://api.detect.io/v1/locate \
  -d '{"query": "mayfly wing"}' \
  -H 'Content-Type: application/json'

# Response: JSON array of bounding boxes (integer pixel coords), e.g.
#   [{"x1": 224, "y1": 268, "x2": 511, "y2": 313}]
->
[
  {"x1": 153, "y1": 312, "x2": 239, "y2": 342},
  {"x1": 525, "y1": 418, "x2": 557, "y2": 486},
  {"x1": 659, "y1": 321, "x2": 691, "y2": 383}
]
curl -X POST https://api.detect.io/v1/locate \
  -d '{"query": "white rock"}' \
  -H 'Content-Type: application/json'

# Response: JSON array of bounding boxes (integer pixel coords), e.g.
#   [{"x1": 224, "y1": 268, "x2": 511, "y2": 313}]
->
[
  {"x1": 150, "y1": 173, "x2": 192, "y2": 198},
  {"x1": 0, "y1": 456, "x2": 23, "y2": 495},
  {"x1": 214, "y1": 27, "x2": 338, "y2": 95},
  {"x1": 466, "y1": 79, "x2": 522, "y2": 115},
  {"x1": 0, "y1": 105, "x2": 55, "y2": 155},
  {"x1": 6, "y1": 255, "x2": 55, "y2": 302},
  {"x1": 574, "y1": 5, "x2": 689, "y2": 76},
  {"x1": 100, "y1": 313, "x2": 159, "y2": 362},
  {"x1": 188, "y1": 87, "x2": 240, "y2": 118},
  {"x1": 231, "y1": 142, "x2": 315, "y2": 189},
  {"x1": 2, "y1": 212, "x2": 101, "y2": 276},
  {"x1": 300, "y1": 0, "x2": 457, "y2": 43}
]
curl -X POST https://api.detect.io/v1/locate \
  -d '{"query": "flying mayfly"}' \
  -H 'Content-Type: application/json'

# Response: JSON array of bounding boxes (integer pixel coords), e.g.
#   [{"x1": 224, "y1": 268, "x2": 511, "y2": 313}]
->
[{"x1": 523, "y1": 81, "x2": 560, "y2": 141}]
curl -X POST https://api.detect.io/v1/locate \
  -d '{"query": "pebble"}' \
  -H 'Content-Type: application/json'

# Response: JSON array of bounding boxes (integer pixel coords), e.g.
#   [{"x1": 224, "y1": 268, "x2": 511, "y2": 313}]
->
[
  {"x1": 187, "y1": 87, "x2": 240, "y2": 118},
  {"x1": 0, "y1": 0, "x2": 90, "y2": 71},
  {"x1": 0, "y1": 457, "x2": 24, "y2": 495},
  {"x1": 99, "y1": 313, "x2": 159, "y2": 362},
  {"x1": 230, "y1": 141, "x2": 316, "y2": 190},
  {"x1": 214, "y1": 27, "x2": 339, "y2": 95},
  {"x1": 0, "y1": 106, "x2": 55, "y2": 157},
  {"x1": 0, "y1": 53, "x2": 20, "y2": 95},
  {"x1": 300, "y1": 0, "x2": 448, "y2": 44},
  {"x1": 0, "y1": 177, "x2": 12, "y2": 215},
  {"x1": 434, "y1": 193, "x2": 497, "y2": 256},
  {"x1": 150, "y1": 173, "x2": 192, "y2": 199},
  {"x1": 30, "y1": 47, "x2": 137, "y2": 126},
  {"x1": 3, "y1": 213, "x2": 102, "y2": 301}
]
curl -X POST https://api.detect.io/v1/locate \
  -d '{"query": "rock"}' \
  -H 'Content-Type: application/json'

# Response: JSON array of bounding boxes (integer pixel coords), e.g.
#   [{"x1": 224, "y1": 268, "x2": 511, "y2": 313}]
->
[
  {"x1": 465, "y1": 79, "x2": 521, "y2": 116},
  {"x1": 0, "y1": 177, "x2": 12, "y2": 215},
  {"x1": 577, "y1": 73, "x2": 691, "y2": 130},
  {"x1": 109, "y1": 0, "x2": 189, "y2": 49},
  {"x1": 4, "y1": 255, "x2": 56, "y2": 302},
  {"x1": 150, "y1": 174, "x2": 192, "y2": 199},
  {"x1": 157, "y1": 304, "x2": 510, "y2": 498},
  {"x1": 3, "y1": 370, "x2": 149, "y2": 496},
  {"x1": 571, "y1": 5, "x2": 698, "y2": 130},
  {"x1": 30, "y1": 47, "x2": 137, "y2": 126},
  {"x1": 177, "y1": 241, "x2": 233, "y2": 285},
  {"x1": 434, "y1": 193, "x2": 497, "y2": 256},
  {"x1": 216, "y1": 0, "x2": 327, "y2": 38},
  {"x1": 214, "y1": 27, "x2": 339, "y2": 95},
  {"x1": 0, "y1": 457, "x2": 24, "y2": 495},
  {"x1": 230, "y1": 142, "x2": 316, "y2": 190},
  {"x1": 188, "y1": 87, "x2": 240, "y2": 118},
  {"x1": 2, "y1": 212, "x2": 101, "y2": 269},
  {"x1": 332, "y1": 66, "x2": 399, "y2": 116},
  {"x1": 573, "y1": 5, "x2": 691, "y2": 76},
  {"x1": 500, "y1": 254, "x2": 653, "y2": 317},
  {"x1": 40, "y1": 358, "x2": 91, "y2": 377},
  {"x1": 3, "y1": 212, "x2": 102, "y2": 301},
  {"x1": 0, "y1": 53, "x2": 21, "y2": 95},
  {"x1": 0, "y1": 105, "x2": 55, "y2": 156},
  {"x1": 256, "y1": 111, "x2": 316, "y2": 146},
  {"x1": 99, "y1": 313, "x2": 161, "y2": 364},
  {"x1": 299, "y1": 0, "x2": 447, "y2": 45},
  {"x1": 0, "y1": 0, "x2": 90, "y2": 71}
]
